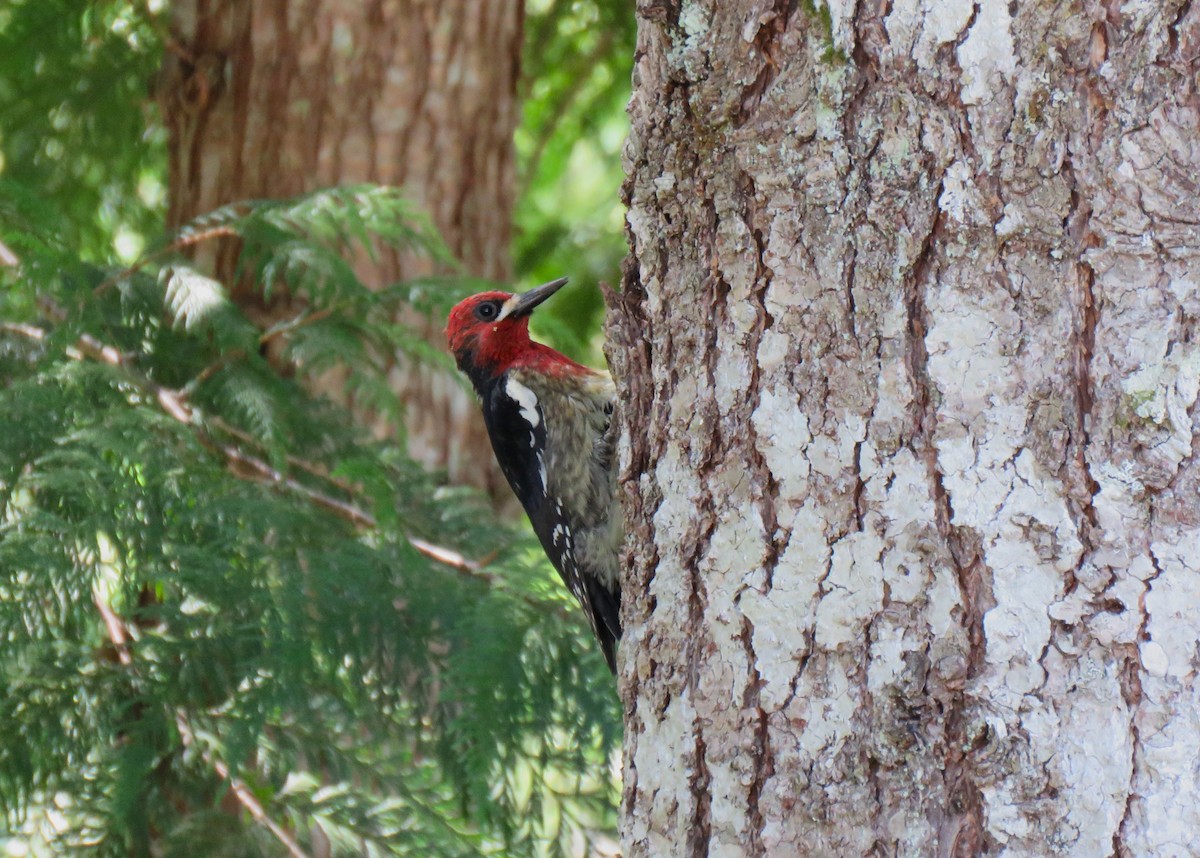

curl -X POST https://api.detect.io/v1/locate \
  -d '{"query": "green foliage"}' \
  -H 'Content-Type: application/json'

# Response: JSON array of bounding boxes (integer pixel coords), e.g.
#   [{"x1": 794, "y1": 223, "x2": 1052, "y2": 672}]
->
[
  {"x1": 0, "y1": 0, "x2": 637, "y2": 847},
  {"x1": 517, "y1": 0, "x2": 635, "y2": 365},
  {"x1": 0, "y1": 187, "x2": 620, "y2": 856},
  {"x1": 0, "y1": 0, "x2": 165, "y2": 262},
  {"x1": 0, "y1": 0, "x2": 635, "y2": 359}
]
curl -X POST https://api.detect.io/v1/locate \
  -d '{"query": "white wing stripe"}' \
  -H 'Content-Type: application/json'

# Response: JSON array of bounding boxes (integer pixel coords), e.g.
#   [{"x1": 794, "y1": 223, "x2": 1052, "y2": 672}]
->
[{"x1": 505, "y1": 378, "x2": 541, "y2": 429}]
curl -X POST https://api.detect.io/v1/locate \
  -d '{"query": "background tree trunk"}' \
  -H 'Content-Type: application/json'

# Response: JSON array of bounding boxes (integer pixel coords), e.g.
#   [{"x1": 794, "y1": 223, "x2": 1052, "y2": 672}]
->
[
  {"x1": 610, "y1": 0, "x2": 1200, "y2": 854},
  {"x1": 159, "y1": 0, "x2": 522, "y2": 496}
]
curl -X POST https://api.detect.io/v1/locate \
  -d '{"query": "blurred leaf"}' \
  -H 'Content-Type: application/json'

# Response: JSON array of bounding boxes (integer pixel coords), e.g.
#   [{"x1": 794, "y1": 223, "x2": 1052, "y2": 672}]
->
[
  {"x1": 0, "y1": 0, "x2": 165, "y2": 262},
  {"x1": 516, "y1": 0, "x2": 635, "y2": 367}
]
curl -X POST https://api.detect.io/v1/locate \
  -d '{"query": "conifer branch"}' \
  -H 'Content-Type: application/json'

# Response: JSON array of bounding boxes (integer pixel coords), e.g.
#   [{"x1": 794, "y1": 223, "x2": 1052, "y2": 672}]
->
[
  {"x1": 93, "y1": 593, "x2": 313, "y2": 858},
  {"x1": 172, "y1": 715, "x2": 313, "y2": 858},
  {"x1": 4, "y1": 322, "x2": 485, "y2": 579}
]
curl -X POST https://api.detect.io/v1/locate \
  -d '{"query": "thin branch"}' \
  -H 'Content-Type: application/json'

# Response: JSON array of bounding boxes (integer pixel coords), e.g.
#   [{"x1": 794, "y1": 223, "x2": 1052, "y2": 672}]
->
[
  {"x1": 93, "y1": 591, "x2": 135, "y2": 668},
  {"x1": 5, "y1": 322, "x2": 482, "y2": 577},
  {"x1": 209, "y1": 434, "x2": 495, "y2": 580},
  {"x1": 93, "y1": 592, "x2": 313, "y2": 858},
  {"x1": 259, "y1": 306, "x2": 337, "y2": 346},
  {"x1": 93, "y1": 225, "x2": 241, "y2": 296},
  {"x1": 208, "y1": 414, "x2": 356, "y2": 490},
  {"x1": 173, "y1": 715, "x2": 312, "y2": 858},
  {"x1": 181, "y1": 350, "x2": 248, "y2": 396},
  {"x1": 10, "y1": 322, "x2": 581, "y2": 624},
  {"x1": 1, "y1": 321, "x2": 46, "y2": 339}
]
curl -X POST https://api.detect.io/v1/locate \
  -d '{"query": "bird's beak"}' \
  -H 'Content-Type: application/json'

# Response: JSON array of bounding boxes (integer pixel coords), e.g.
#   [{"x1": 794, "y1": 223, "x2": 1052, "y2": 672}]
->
[{"x1": 496, "y1": 277, "x2": 569, "y2": 321}]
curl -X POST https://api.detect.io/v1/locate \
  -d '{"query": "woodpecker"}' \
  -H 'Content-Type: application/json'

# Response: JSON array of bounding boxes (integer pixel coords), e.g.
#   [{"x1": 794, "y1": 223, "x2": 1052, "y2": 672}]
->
[{"x1": 446, "y1": 278, "x2": 621, "y2": 673}]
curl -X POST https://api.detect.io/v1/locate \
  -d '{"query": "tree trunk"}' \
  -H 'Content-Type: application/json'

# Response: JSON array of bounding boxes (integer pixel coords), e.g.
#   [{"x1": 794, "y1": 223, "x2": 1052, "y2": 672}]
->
[
  {"x1": 158, "y1": 0, "x2": 522, "y2": 496},
  {"x1": 610, "y1": 1, "x2": 1200, "y2": 854}
]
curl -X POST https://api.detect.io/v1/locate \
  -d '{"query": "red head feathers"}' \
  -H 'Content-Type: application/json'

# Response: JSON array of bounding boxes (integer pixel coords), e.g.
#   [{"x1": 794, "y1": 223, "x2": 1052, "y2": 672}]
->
[{"x1": 445, "y1": 278, "x2": 594, "y2": 379}]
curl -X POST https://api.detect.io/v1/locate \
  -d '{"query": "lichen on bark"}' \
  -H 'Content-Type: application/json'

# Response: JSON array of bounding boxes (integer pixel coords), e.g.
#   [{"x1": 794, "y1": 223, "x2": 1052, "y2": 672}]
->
[{"x1": 611, "y1": 0, "x2": 1200, "y2": 854}]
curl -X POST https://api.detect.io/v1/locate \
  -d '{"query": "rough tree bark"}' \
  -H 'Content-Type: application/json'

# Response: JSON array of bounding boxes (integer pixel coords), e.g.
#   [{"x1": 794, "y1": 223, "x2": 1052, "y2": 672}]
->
[
  {"x1": 609, "y1": 0, "x2": 1200, "y2": 855},
  {"x1": 158, "y1": 0, "x2": 522, "y2": 495}
]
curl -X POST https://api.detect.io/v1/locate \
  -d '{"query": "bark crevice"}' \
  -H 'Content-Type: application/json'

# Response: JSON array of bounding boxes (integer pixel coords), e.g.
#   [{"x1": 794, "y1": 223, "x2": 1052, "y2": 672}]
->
[
  {"x1": 741, "y1": 616, "x2": 772, "y2": 857},
  {"x1": 1062, "y1": 148, "x2": 1102, "y2": 554},
  {"x1": 734, "y1": 0, "x2": 799, "y2": 126},
  {"x1": 905, "y1": 191, "x2": 990, "y2": 856},
  {"x1": 687, "y1": 733, "x2": 713, "y2": 858}
]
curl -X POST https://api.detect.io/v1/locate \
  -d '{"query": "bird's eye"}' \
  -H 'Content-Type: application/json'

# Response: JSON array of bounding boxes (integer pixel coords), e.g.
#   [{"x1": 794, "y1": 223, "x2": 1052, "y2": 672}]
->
[{"x1": 475, "y1": 302, "x2": 499, "y2": 321}]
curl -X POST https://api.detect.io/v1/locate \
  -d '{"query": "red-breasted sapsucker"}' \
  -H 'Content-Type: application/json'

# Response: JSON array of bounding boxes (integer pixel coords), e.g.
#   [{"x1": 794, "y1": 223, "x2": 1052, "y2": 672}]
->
[{"x1": 446, "y1": 278, "x2": 621, "y2": 672}]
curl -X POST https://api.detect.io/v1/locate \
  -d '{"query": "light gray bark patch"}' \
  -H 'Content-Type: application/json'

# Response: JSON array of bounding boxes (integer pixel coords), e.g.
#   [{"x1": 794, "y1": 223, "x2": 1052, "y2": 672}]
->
[
  {"x1": 734, "y1": 0, "x2": 800, "y2": 126},
  {"x1": 903, "y1": 183, "x2": 993, "y2": 855},
  {"x1": 615, "y1": 0, "x2": 1199, "y2": 854}
]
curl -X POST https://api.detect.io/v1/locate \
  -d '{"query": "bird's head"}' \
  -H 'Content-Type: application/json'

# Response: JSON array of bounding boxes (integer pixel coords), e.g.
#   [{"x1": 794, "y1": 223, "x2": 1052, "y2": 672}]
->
[{"x1": 445, "y1": 277, "x2": 574, "y2": 378}]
